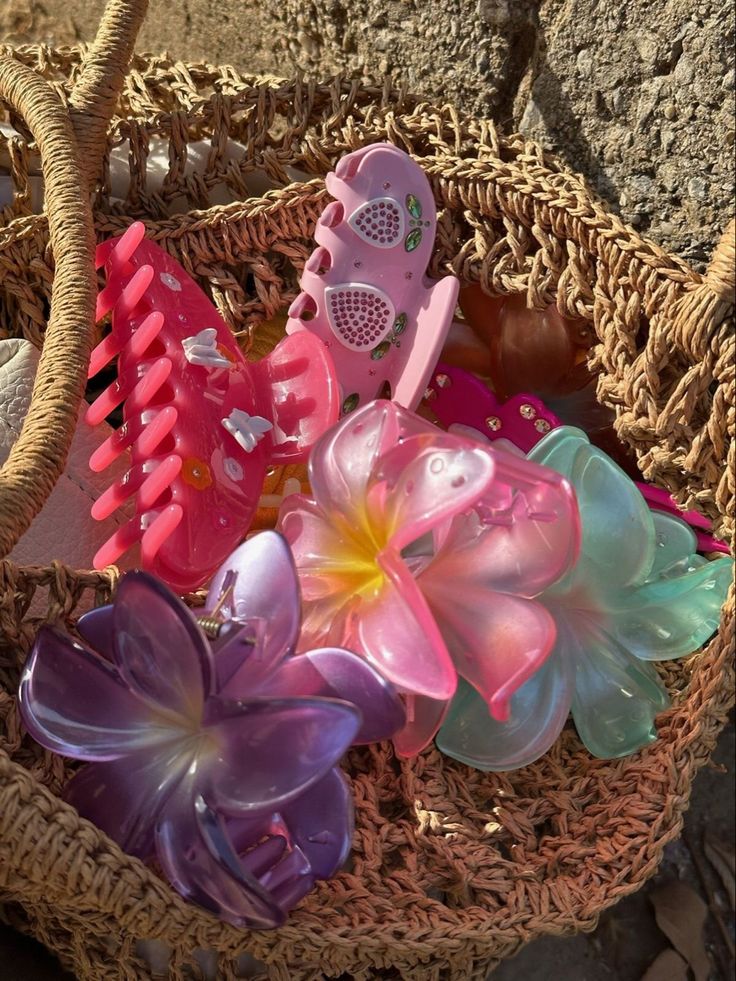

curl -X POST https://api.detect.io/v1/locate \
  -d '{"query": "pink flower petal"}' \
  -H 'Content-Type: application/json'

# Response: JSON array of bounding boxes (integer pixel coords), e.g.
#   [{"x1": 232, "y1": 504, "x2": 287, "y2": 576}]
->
[
  {"x1": 307, "y1": 400, "x2": 401, "y2": 524},
  {"x1": 278, "y1": 494, "x2": 366, "y2": 601},
  {"x1": 356, "y1": 552, "x2": 457, "y2": 701},
  {"x1": 369, "y1": 435, "x2": 496, "y2": 552},
  {"x1": 419, "y1": 576, "x2": 557, "y2": 721},
  {"x1": 393, "y1": 694, "x2": 450, "y2": 756}
]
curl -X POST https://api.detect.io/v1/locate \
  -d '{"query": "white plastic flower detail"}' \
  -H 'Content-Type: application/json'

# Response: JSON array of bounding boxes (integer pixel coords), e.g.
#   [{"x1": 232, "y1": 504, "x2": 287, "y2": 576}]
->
[
  {"x1": 222, "y1": 409, "x2": 273, "y2": 453},
  {"x1": 182, "y1": 328, "x2": 232, "y2": 368}
]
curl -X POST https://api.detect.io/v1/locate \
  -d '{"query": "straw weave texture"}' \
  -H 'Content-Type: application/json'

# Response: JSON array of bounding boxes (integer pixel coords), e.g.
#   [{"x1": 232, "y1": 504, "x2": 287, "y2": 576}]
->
[{"x1": 0, "y1": 44, "x2": 733, "y2": 981}]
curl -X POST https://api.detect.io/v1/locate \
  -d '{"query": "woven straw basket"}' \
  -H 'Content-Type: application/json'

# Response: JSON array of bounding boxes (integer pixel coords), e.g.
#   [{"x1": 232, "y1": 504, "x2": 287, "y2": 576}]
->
[{"x1": 0, "y1": 1, "x2": 733, "y2": 978}]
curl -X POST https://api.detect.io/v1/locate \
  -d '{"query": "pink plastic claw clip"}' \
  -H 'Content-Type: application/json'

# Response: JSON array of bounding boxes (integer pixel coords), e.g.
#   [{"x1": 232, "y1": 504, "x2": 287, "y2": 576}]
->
[
  {"x1": 286, "y1": 143, "x2": 459, "y2": 414},
  {"x1": 87, "y1": 222, "x2": 339, "y2": 592}
]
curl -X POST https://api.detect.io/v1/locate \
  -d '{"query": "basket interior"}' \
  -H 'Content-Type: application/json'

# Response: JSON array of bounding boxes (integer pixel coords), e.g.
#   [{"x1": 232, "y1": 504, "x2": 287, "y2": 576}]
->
[{"x1": 0, "y1": 48, "x2": 733, "y2": 978}]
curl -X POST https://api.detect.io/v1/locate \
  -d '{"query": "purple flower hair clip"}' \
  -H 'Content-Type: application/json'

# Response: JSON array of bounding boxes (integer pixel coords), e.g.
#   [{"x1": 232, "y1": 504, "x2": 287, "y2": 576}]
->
[{"x1": 18, "y1": 532, "x2": 404, "y2": 927}]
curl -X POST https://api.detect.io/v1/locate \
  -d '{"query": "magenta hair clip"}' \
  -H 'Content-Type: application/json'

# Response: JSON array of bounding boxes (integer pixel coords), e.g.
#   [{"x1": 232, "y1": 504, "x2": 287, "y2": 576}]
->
[
  {"x1": 19, "y1": 532, "x2": 404, "y2": 927},
  {"x1": 425, "y1": 362, "x2": 561, "y2": 452},
  {"x1": 635, "y1": 483, "x2": 729, "y2": 555},
  {"x1": 87, "y1": 222, "x2": 339, "y2": 591},
  {"x1": 427, "y1": 363, "x2": 729, "y2": 554},
  {"x1": 286, "y1": 143, "x2": 459, "y2": 414}
]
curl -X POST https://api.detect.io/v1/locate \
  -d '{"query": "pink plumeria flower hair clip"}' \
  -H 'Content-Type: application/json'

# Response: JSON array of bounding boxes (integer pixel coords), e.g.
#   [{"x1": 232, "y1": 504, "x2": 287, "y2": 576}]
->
[{"x1": 277, "y1": 399, "x2": 581, "y2": 754}]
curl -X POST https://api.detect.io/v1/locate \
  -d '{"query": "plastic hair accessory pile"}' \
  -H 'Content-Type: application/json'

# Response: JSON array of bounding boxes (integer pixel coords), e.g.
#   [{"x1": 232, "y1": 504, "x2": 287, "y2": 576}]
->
[
  {"x1": 18, "y1": 533, "x2": 404, "y2": 926},
  {"x1": 277, "y1": 399, "x2": 581, "y2": 755}
]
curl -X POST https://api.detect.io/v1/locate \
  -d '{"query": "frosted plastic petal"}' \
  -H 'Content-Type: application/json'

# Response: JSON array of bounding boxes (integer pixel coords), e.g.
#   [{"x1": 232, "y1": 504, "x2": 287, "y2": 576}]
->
[
  {"x1": 356, "y1": 553, "x2": 457, "y2": 700},
  {"x1": 19, "y1": 628, "x2": 165, "y2": 761},
  {"x1": 530, "y1": 427, "x2": 655, "y2": 590},
  {"x1": 392, "y1": 694, "x2": 449, "y2": 756},
  {"x1": 76, "y1": 605, "x2": 115, "y2": 661},
  {"x1": 202, "y1": 696, "x2": 360, "y2": 814},
  {"x1": 437, "y1": 654, "x2": 574, "y2": 771},
  {"x1": 649, "y1": 510, "x2": 700, "y2": 577},
  {"x1": 64, "y1": 747, "x2": 193, "y2": 857},
  {"x1": 278, "y1": 494, "x2": 371, "y2": 603},
  {"x1": 567, "y1": 621, "x2": 669, "y2": 759},
  {"x1": 420, "y1": 575, "x2": 557, "y2": 721},
  {"x1": 156, "y1": 790, "x2": 285, "y2": 929},
  {"x1": 112, "y1": 571, "x2": 212, "y2": 718},
  {"x1": 307, "y1": 399, "x2": 401, "y2": 525},
  {"x1": 369, "y1": 434, "x2": 495, "y2": 551},
  {"x1": 254, "y1": 648, "x2": 405, "y2": 744},
  {"x1": 281, "y1": 768, "x2": 354, "y2": 878},
  {"x1": 610, "y1": 555, "x2": 732, "y2": 660},
  {"x1": 204, "y1": 531, "x2": 300, "y2": 667}
]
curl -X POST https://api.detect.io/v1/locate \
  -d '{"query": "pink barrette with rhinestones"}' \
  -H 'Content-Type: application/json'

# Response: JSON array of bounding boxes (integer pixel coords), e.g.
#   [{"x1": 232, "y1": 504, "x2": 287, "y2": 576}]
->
[
  {"x1": 86, "y1": 222, "x2": 339, "y2": 591},
  {"x1": 286, "y1": 143, "x2": 459, "y2": 414}
]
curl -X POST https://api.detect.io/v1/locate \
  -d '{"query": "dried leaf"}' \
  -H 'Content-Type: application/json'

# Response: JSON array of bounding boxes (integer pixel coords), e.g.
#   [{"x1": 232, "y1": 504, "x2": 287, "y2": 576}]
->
[
  {"x1": 640, "y1": 948, "x2": 689, "y2": 981},
  {"x1": 704, "y1": 832, "x2": 736, "y2": 909},
  {"x1": 650, "y1": 880, "x2": 712, "y2": 981}
]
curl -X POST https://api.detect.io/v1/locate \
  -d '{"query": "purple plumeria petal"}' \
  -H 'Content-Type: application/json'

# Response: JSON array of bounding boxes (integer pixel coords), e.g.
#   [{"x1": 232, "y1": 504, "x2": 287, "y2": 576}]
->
[
  {"x1": 201, "y1": 695, "x2": 361, "y2": 815},
  {"x1": 252, "y1": 648, "x2": 405, "y2": 744},
  {"x1": 18, "y1": 627, "x2": 167, "y2": 761},
  {"x1": 156, "y1": 788, "x2": 286, "y2": 929},
  {"x1": 205, "y1": 532, "x2": 301, "y2": 678},
  {"x1": 112, "y1": 571, "x2": 213, "y2": 717},
  {"x1": 63, "y1": 744, "x2": 193, "y2": 858},
  {"x1": 76, "y1": 605, "x2": 115, "y2": 660},
  {"x1": 281, "y1": 767, "x2": 354, "y2": 879}
]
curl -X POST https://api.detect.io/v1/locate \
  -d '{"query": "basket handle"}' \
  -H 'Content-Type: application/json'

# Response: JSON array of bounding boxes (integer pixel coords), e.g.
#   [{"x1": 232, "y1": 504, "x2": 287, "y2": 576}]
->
[
  {"x1": 0, "y1": 58, "x2": 97, "y2": 558},
  {"x1": 671, "y1": 218, "x2": 735, "y2": 358},
  {"x1": 68, "y1": 0, "x2": 149, "y2": 188}
]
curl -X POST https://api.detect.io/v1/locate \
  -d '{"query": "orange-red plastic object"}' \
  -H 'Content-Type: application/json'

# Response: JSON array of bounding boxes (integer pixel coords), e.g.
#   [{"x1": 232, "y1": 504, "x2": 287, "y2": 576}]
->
[{"x1": 458, "y1": 286, "x2": 595, "y2": 399}]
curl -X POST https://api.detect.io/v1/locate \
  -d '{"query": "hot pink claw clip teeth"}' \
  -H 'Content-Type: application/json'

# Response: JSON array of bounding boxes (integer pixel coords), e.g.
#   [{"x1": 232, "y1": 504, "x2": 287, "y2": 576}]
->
[
  {"x1": 87, "y1": 221, "x2": 339, "y2": 592},
  {"x1": 286, "y1": 143, "x2": 460, "y2": 415},
  {"x1": 426, "y1": 363, "x2": 729, "y2": 555}
]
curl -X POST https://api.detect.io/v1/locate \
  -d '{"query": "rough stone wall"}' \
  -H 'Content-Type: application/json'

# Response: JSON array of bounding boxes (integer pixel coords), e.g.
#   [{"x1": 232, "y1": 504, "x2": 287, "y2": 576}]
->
[{"x1": 2, "y1": 0, "x2": 733, "y2": 265}]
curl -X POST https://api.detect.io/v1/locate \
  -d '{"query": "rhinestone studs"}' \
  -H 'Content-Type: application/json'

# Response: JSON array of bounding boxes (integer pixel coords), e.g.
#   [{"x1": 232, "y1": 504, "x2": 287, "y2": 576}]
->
[
  {"x1": 371, "y1": 341, "x2": 391, "y2": 360},
  {"x1": 342, "y1": 393, "x2": 360, "y2": 414},
  {"x1": 519, "y1": 403, "x2": 537, "y2": 420},
  {"x1": 435, "y1": 373, "x2": 451, "y2": 389},
  {"x1": 486, "y1": 416, "x2": 502, "y2": 432},
  {"x1": 534, "y1": 419, "x2": 551, "y2": 434}
]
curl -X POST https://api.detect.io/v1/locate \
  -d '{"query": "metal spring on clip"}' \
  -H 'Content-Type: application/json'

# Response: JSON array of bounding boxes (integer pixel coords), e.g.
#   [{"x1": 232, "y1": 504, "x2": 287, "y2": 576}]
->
[{"x1": 196, "y1": 615, "x2": 225, "y2": 638}]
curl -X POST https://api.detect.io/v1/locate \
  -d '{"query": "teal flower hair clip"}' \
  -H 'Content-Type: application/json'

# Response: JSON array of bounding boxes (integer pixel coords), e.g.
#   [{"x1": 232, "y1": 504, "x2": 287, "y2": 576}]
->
[{"x1": 438, "y1": 426, "x2": 732, "y2": 768}]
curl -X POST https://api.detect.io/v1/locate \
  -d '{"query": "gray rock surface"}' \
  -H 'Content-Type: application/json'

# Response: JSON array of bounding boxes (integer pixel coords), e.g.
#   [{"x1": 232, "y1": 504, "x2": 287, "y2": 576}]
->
[{"x1": 2, "y1": 0, "x2": 733, "y2": 265}]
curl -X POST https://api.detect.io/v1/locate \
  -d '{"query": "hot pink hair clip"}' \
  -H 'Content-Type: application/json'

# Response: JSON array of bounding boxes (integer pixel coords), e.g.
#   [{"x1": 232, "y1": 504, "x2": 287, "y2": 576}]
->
[
  {"x1": 87, "y1": 222, "x2": 339, "y2": 591},
  {"x1": 426, "y1": 362, "x2": 561, "y2": 453},
  {"x1": 426, "y1": 363, "x2": 729, "y2": 555},
  {"x1": 286, "y1": 143, "x2": 459, "y2": 414}
]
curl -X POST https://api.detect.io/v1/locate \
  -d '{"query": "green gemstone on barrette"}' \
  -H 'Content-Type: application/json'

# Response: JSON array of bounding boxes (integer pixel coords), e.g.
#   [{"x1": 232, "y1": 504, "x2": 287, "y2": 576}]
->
[
  {"x1": 393, "y1": 313, "x2": 408, "y2": 336},
  {"x1": 370, "y1": 341, "x2": 391, "y2": 360},
  {"x1": 342, "y1": 393, "x2": 360, "y2": 414},
  {"x1": 404, "y1": 229, "x2": 422, "y2": 252},
  {"x1": 406, "y1": 193, "x2": 422, "y2": 219}
]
